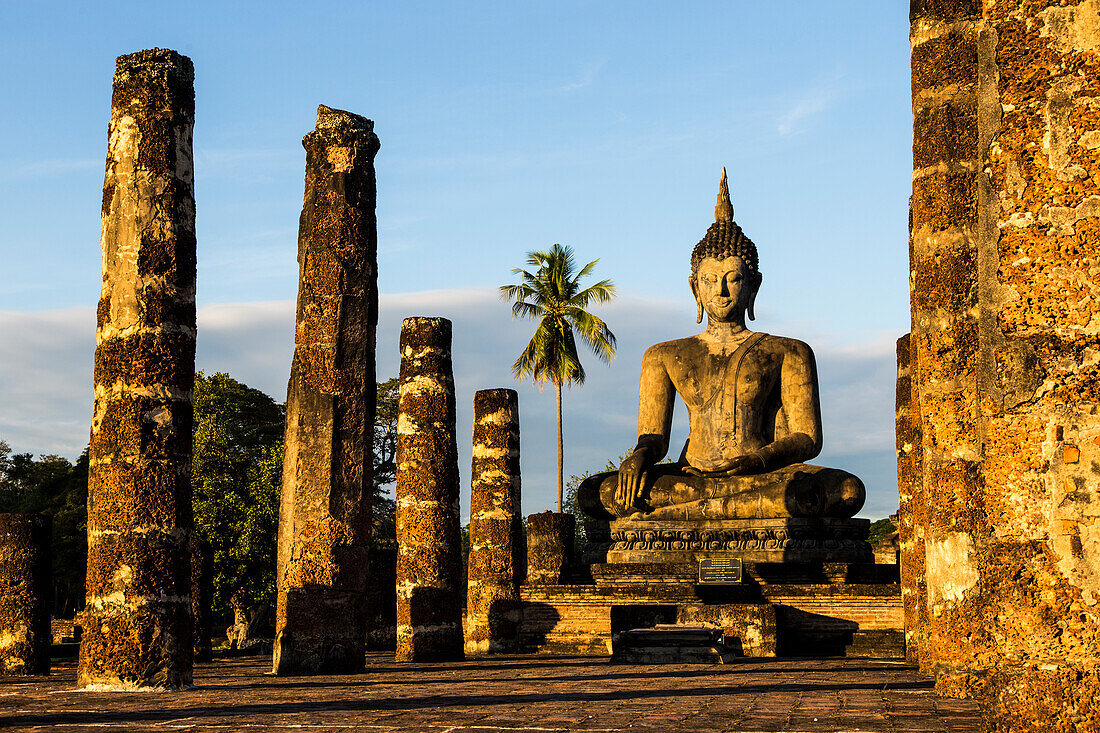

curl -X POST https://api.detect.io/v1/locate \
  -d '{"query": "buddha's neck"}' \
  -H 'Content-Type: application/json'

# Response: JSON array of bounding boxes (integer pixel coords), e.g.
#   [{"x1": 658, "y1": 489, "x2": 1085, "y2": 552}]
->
[{"x1": 704, "y1": 319, "x2": 751, "y2": 342}]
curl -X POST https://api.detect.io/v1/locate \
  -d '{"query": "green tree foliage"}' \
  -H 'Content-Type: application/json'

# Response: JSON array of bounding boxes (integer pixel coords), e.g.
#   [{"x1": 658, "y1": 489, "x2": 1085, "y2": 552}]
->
[
  {"x1": 563, "y1": 451, "x2": 634, "y2": 555},
  {"x1": 868, "y1": 517, "x2": 897, "y2": 545},
  {"x1": 0, "y1": 440, "x2": 88, "y2": 616},
  {"x1": 500, "y1": 243, "x2": 616, "y2": 512},
  {"x1": 371, "y1": 377, "x2": 398, "y2": 548},
  {"x1": 191, "y1": 372, "x2": 285, "y2": 621}
]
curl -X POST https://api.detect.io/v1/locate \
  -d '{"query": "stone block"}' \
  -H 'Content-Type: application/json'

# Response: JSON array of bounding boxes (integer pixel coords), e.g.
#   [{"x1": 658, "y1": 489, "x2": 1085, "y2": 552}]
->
[
  {"x1": 0, "y1": 514, "x2": 51, "y2": 676},
  {"x1": 526, "y1": 512, "x2": 574, "y2": 585}
]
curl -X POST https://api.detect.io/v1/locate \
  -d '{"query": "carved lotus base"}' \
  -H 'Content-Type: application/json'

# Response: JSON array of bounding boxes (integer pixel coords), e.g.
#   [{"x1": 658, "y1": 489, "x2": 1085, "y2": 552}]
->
[{"x1": 605, "y1": 517, "x2": 873, "y2": 564}]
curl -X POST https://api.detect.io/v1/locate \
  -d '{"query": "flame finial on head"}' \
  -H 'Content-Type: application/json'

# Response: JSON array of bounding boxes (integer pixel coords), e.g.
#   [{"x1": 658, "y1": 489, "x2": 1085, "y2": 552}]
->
[
  {"x1": 714, "y1": 167, "x2": 734, "y2": 222},
  {"x1": 691, "y1": 166, "x2": 759, "y2": 279}
]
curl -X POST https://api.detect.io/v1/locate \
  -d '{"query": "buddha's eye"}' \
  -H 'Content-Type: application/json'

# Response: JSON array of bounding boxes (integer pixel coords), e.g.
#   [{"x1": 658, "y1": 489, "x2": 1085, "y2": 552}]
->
[{"x1": 703, "y1": 274, "x2": 718, "y2": 284}]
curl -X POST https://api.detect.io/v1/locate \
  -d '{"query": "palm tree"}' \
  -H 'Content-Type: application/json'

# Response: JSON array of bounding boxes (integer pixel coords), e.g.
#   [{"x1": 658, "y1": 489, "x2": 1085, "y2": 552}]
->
[{"x1": 500, "y1": 243, "x2": 617, "y2": 513}]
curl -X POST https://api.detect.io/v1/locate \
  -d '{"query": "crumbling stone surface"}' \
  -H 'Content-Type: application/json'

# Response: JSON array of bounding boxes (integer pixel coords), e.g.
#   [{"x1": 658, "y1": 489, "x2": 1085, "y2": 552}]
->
[
  {"x1": 365, "y1": 546, "x2": 396, "y2": 651},
  {"x1": 0, "y1": 514, "x2": 51, "y2": 676},
  {"x1": 465, "y1": 388, "x2": 523, "y2": 655},
  {"x1": 895, "y1": 335, "x2": 927, "y2": 665},
  {"x1": 79, "y1": 48, "x2": 196, "y2": 691},
  {"x1": 189, "y1": 536, "x2": 212, "y2": 663},
  {"x1": 526, "y1": 511, "x2": 574, "y2": 585},
  {"x1": 395, "y1": 317, "x2": 463, "y2": 662},
  {"x1": 273, "y1": 105, "x2": 380, "y2": 676},
  {"x1": 907, "y1": 2, "x2": 1100, "y2": 728}
]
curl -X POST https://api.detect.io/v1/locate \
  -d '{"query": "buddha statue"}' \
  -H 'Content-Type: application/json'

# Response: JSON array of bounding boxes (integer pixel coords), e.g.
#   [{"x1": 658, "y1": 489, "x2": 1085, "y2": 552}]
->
[{"x1": 578, "y1": 170, "x2": 869, "y2": 563}]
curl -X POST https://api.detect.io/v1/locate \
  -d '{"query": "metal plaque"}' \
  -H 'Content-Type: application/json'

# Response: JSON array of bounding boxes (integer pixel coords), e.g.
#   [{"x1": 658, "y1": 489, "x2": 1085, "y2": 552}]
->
[{"x1": 698, "y1": 557, "x2": 743, "y2": 584}]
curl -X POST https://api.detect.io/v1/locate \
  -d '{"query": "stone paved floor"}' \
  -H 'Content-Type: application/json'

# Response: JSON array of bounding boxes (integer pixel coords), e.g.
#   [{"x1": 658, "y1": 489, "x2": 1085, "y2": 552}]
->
[{"x1": 0, "y1": 653, "x2": 984, "y2": 732}]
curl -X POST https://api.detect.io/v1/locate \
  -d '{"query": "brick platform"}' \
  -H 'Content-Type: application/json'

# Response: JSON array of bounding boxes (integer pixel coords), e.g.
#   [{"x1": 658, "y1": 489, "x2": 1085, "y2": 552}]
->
[
  {"x1": 520, "y1": 563, "x2": 903, "y2": 659},
  {"x1": 0, "y1": 653, "x2": 983, "y2": 731}
]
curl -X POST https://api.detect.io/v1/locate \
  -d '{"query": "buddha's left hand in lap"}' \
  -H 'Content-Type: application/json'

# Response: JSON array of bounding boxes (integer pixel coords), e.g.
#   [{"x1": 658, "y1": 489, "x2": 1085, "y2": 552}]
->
[{"x1": 683, "y1": 453, "x2": 766, "y2": 478}]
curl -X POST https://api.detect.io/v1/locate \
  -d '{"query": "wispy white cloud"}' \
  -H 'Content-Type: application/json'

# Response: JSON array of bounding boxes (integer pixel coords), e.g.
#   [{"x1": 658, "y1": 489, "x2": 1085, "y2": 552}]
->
[
  {"x1": 0, "y1": 289, "x2": 898, "y2": 518},
  {"x1": 775, "y1": 72, "x2": 846, "y2": 137},
  {"x1": 557, "y1": 60, "x2": 605, "y2": 93}
]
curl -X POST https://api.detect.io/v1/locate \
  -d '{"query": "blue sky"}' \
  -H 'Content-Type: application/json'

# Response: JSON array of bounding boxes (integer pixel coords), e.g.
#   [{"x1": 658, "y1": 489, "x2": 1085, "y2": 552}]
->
[{"x1": 0, "y1": 1, "x2": 912, "y2": 518}]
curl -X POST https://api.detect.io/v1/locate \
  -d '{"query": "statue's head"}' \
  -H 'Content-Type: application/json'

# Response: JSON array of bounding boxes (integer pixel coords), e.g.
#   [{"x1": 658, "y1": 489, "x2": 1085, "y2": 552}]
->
[{"x1": 689, "y1": 169, "x2": 762, "y2": 324}]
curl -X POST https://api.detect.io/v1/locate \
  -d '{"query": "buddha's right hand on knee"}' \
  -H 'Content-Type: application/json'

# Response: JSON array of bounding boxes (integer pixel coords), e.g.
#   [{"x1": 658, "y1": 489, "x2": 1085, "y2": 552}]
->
[{"x1": 616, "y1": 449, "x2": 650, "y2": 513}]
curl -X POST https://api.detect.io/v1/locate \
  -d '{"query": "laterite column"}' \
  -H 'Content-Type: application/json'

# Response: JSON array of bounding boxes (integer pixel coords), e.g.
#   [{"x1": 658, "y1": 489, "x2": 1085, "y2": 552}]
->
[
  {"x1": 465, "y1": 389, "x2": 523, "y2": 655},
  {"x1": 908, "y1": 1, "x2": 1100, "y2": 726},
  {"x1": 273, "y1": 105, "x2": 380, "y2": 675},
  {"x1": 0, "y1": 514, "x2": 51, "y2": 675},
  {"x1": 894, "y1": 335, "x2": 927, "y2": 667},
  {"x1": 79, "y1": 48, "x2": 196, "y2": 690},
  {"x1": 526, "y1": 511, "x2": 573, "y2": 585},
  {"x1": 395, "y1": 317, "x2": 464, "y2": 662}
]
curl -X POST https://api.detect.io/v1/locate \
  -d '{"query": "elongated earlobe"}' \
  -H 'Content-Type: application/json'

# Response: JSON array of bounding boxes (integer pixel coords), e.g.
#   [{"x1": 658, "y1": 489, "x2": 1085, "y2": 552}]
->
[
  {"x1": 689, "y1": 276, "x2": 703, "y2": 324},
  {"x1": 747, "y1": 275, "x2": 761, "y2": 321}
]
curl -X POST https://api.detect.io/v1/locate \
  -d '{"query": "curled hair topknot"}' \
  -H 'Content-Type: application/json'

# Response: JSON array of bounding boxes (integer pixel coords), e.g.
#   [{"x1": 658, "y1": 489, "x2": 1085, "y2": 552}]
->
[
  {"x1": 691, "y1": 169, "x2": 761, "y2": 277},
  {"x1": 690, "y1": 218, "x2": 760, "y2": 276}
]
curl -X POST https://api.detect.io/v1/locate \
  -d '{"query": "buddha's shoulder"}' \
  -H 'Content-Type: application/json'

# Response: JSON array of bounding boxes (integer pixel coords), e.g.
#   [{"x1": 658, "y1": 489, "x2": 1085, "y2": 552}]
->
[
  {"x1": 753, "y1": 333, "x2": 816, "y2": 359},
  {"x1": 642, "y1": 335, "x2": 707, "y2": 361},
  {"x1": 643, "y1": 333, "x2": 816, "y2": 359}
]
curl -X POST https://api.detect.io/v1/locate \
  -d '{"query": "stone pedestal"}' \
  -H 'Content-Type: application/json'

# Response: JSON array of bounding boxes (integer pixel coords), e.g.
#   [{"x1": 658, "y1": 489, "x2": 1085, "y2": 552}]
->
[
  {"x1": 395, "y1": 317, "x2": 464, "y2": 662},
  {"x1": 0, "y1": 514, "x2": 51, "y2": 676},
  {"x1": 189, "y1": 537, "x2": 213, "y2": 663},
  {"x1": 519, "y1": 562, "x2": 899, "y2": 658},
  {"x1": 79, "y1": 48, "x2": 196, "y2": 691},
  {"x1": 526, "y1": 512, "x2": 574, "y2": 585},
  {"x1": 465, "y1": 389, "x2": 523, "y2": 655},
  {"x1": 606, "y1": 518, "x2": 872, "y2": 564},
  {"x1": 610, "y1": 626, "x2": 737, "y2": 664},
  {"x1": 273, "y1": 105, "x2": 380, "y2": 675}
]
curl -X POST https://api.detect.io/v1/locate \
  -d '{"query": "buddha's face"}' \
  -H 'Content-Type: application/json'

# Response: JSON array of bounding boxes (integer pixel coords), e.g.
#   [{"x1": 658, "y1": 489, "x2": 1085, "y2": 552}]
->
[{"x1": 690, "y1": 256, "x2": 759, "y2": 324}]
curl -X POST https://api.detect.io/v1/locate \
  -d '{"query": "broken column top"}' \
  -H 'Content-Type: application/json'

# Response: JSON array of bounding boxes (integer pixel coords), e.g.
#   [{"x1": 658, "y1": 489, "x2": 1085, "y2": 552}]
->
[
  {"x1": 315, "y1": 104, "x2": 374, "y2": 133},
  {"x1": 114, "y1": 48, "x2": 194, "y2": 78},
  {"x1": 111, "y1": 48, "x2": 194, "y2": 118}
]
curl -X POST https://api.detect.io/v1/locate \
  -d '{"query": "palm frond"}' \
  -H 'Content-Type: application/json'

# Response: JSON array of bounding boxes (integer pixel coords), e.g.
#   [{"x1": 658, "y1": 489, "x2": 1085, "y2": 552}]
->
[
  {"x1": 501, "y1": 242, "x2": 616, "y2": 387},
  {"x1": 565, "y1": 307, "x2": 616, "y2": 363},
  {"x1": 511, "y1": 300, "x2": 546, "y2": 320},
  {"x1": 571, "y1": 278, "x2": 616, "y2": 308}
]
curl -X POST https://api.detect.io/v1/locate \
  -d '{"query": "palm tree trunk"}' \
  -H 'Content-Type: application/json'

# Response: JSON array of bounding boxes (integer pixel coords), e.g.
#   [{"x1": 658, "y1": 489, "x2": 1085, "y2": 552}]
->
[{"x1": 555, "y1": 379, "x2": 564, "y2": 513}]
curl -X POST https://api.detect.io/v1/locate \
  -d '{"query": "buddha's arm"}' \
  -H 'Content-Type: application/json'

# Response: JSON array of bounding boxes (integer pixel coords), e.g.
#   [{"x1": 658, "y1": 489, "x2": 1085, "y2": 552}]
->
[
  {"x1": 756, "y1": 339, "x2": 823, "y2": 469},
  {"x1": 617, "y1": 346, "x2": 675, "y2": 508}
]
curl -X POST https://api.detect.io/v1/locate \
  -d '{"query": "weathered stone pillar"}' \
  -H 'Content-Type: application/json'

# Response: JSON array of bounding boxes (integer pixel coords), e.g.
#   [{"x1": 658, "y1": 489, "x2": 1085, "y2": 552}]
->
[
  {"x1": 908, "y1": 1, "x2": 1100, "y2": 726},
  {"x1": 0, "y1": 514, "x2": 51, "y2": 675},
  {"x1": 395, "y1": 317, "x2": 464, "y2": 662},
  {"x1": 526, "y1": 512, "x2": 573, "y2": 585},
  {"x1": 365, "y1": 545, "x2": 397, "y2": 651},
  {"x1": 895, "y1": 334, "x2": 926, "y2": 667},
  {"x1": 190, "y1": 536, "x2": 213, "y2": 663},
  {"x1": 79, "y1": 48, "x2": 196, "y2": 690},
  {"x1": 273, "y1": 105, "x2": 380, "y2": 675},
  {"x1": 465, "y1": 389, "x2": 523, "y2": 655}
]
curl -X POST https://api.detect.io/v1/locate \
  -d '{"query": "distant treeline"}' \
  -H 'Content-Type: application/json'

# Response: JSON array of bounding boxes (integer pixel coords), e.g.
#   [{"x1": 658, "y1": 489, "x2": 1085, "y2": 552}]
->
[{"x1": 0, "y1": 372, "x2": 399, "y2": 624}]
